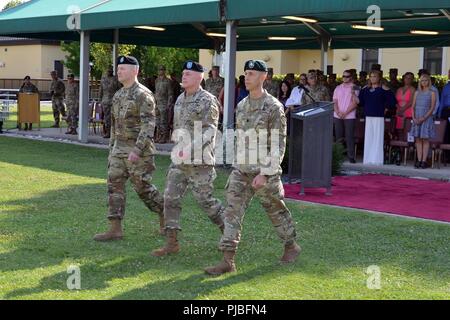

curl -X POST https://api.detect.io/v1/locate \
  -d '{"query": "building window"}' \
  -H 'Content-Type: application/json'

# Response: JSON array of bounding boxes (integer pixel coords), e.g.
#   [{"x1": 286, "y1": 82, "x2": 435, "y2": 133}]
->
[
  {"x1": 423, "y1": 47, "x2": 443, "y2": 75},
  {"x1": 361, "y1": 49, "x2": 379, "y2": 73}
]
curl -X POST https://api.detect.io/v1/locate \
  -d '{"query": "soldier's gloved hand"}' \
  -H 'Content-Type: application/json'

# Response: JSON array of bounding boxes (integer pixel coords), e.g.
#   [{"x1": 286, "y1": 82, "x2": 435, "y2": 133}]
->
[
  {"x1": 128, "y1": 151, "x2": 140, "y2": 163},
  {"x1": 252, "y1": 174, "x2": 268, "y2": 190}
]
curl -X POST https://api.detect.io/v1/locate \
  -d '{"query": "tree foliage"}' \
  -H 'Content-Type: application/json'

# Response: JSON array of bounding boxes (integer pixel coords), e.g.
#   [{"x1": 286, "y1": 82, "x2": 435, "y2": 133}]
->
[
  {"x1": 61, "y1": 42, "x2": 198, "y2": 79},
  {"x1": 2, "y1": 0, "x2": 22, "y2": 11}
]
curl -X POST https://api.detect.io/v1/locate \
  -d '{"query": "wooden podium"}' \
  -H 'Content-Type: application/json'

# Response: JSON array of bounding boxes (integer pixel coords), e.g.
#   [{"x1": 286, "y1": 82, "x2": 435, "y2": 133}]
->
[{"x1": 18, "y1": 93, "x2": 40, "y2": 129}]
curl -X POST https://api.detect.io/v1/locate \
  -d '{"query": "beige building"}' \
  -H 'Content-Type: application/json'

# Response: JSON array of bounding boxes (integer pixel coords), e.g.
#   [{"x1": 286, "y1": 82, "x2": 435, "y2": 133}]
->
[
  {"x1": 0, "y1": 37, "x2": 68, "y2": 80},
  {"x1": 200, "y1": 47, "x2": 450, "y2": 77}
]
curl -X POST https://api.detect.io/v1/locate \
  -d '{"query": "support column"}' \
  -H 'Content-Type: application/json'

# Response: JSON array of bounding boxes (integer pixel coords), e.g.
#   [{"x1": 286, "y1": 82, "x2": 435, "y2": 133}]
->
[
  {"x1": 320, "y1": 37, "x2": 329, "y2": 74},
  {"x1": 78, "y1": 30, "x2": 90, "y2": 143},
  {"x1": 222, "y1": 20, "x2": 238, "y2": 166},
  {"x1": 112, "y1": 29, "x2": 119, "y2": 75},
  {"x1": 223, "y1": 20, "x2": 237, "y2": 131}
]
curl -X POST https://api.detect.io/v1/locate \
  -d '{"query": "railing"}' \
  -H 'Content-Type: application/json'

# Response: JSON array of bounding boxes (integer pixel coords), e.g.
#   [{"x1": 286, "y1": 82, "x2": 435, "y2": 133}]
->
[
  {"x1": 0, "y1": 79, "x2": 101, "y2": 100},
  {"x1": 0, "y1": 90, "x2": 17, "y2": 121}
]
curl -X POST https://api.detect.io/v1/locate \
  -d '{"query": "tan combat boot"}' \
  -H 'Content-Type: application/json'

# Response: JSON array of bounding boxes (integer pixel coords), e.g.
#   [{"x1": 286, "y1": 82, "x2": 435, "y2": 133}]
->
[
  {"x1": 151, "y1": 229, "x2": 180, "y2": 257},
  {"x1": 93, "y1": 219, "x2": 123, "y2": 241},
  {"x1": 204, "y1": 251, "x2": 236, "y2": 275},
  {"x1": 280, "y1": 242, "x2": 301, "y2": 264}
]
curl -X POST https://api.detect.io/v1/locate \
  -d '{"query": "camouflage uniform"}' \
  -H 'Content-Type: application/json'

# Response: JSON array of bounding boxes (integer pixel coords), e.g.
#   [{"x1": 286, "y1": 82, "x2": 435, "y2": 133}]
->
[
  {"x1": 99, "y1": 74, "x2": 121, "y2": 135},
  {"x1": 50, "y1": 78, "x2": 66, "y2": 125},
  {"x1": 19, "y1": 83, "x2": 39, "y2": 94},
  {"x1": 154, "y1": 76, "x2": 174, "y2": 141},
  {"x1": 164, "y1": 88, "x2": 224, "y2": 230},
  {"x1": 219, "y1": 90, "x2": 297, "y2": 252},
  {"x1": 107, "y1": 81, "x2": 164, "y2": 221},
  {"x1": 301, "y1": 84, "x2": 331, "y2": 105},
  {"x1": 263, "y1": 79, "x2": 280, "y2": 98},
  {"x1": 205, "y1": 77, "x2": 224, "y2": 99},
  {"x1": 65, "y1": 81, "x2": 79, "y2": 131}
]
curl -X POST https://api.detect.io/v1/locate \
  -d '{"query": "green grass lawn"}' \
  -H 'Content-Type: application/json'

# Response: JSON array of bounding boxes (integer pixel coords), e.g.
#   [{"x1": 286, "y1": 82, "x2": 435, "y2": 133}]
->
[
  {"x1": 2, "y1": 104, "x2": 68, "y2": 130},
  {"x1": 0, "y1": 136, "x2": 449, "y2": 300}
]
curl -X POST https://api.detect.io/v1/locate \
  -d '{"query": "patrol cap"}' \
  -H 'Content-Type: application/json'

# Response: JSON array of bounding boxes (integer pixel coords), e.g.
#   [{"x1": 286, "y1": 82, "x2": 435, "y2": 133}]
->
[
  {"x1": 212, "y1": 65, "x2": 220, "y2": 70},
  {"x1": 117, "y1": 55, "x2": 139, "y2": 66},
  {"x1": 244, "y1": 60, "x2": 268, "y2": 72},
  {"x1": 183, "y1": 60, "x2": 204, "y2": 72}
]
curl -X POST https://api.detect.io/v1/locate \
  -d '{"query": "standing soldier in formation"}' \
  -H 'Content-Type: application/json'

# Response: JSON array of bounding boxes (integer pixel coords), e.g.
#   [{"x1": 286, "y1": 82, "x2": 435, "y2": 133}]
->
[
  {"x1": 154, "y1": 65, "x2": 174, "y2": 143},
  {"x1": 204, "y1": 66, "x2": 224, "y2": 99},
  {"x1": 263, "y1": 67, "x2": 280, "y2": 98},
  {"x1": 94, "y1": 56, "x2": 165, "y2": 242},
  {"x1": 151, "y1": 61, "x2": 224, "y2": 257},
  {"x1": 65, "y1": 74, "x2": 79, "y2": 135},
  {"x1": 18, "y1": 75, "x2": 39, "y2": 131},
  {"x1": 99, "y1": 66, "x2": 121, "y2": 138},
  {"x1": 49, "y1": 70, "x2": 66, "y2": 128},
  {"x1": 205, "y1": 60, "x2": 301, "y2": 275}
]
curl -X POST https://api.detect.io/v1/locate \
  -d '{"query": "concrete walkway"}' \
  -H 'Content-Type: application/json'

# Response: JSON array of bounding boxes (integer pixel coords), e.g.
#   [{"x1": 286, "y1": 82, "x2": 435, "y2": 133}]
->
[
  {"x1": 0, "y1": 128, "x2": 174, "y2": 155},
  {"x1": 341, "y1": 161, "x2": 450, "y2": 182}
]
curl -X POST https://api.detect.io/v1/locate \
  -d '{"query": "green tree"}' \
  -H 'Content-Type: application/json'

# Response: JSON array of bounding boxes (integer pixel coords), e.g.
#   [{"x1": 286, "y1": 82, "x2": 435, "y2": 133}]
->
[
  {"x1": 2, "y1": 0, "x2": 22, "y2": 11},
  {"x1": 60, "y1": 41, "x2": 135, "y2": 79},
  {"x1": 130, "y1": 46, "x2": 198, "y2": 77}
]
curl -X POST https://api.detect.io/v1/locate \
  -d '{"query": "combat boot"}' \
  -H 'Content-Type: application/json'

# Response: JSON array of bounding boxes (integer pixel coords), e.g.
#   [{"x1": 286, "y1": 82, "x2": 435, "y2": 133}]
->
[
  {"x1": 93, "y1": 219, "x2": 123, "y2": 241},
  {"x1": 151, "y1": 229, "x2": 180, "y2": 257},
  {"x1": 204, "y1": 251, "x2": 236, "y2": 275},
  {"x1": 280, "y1": 242, "x2": 301, "y2": 264}
]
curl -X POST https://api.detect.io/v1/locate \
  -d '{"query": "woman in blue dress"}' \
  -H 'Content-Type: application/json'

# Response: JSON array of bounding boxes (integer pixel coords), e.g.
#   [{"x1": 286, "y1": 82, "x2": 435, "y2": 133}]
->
[{"x1": 410, "y1": 74, "x2": 436, "y2": 169}]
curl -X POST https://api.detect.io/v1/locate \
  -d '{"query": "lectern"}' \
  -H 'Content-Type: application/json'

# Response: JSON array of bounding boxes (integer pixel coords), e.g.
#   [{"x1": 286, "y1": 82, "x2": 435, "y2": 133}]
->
[
  {"x1": 288, "y1": 102, "x2": 334, "y2": 195},
  {"x1": 18, "y1": 92, "x2": 40, "y2": 130}
]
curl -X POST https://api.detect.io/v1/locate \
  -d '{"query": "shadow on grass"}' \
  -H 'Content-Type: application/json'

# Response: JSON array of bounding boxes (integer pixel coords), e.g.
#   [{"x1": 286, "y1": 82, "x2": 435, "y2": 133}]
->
[
  {"x1": 1, "y1": 181, "x2": 450, "y2": 299},
  {"x1": 0, "y1": 136, "x2": 172, "y2": 180}
]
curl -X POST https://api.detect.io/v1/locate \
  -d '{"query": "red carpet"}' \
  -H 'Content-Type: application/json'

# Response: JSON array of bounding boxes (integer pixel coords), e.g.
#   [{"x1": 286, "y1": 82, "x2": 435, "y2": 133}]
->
[{"x1": 284, "y1": 174, "x2": 450, "y2": 223}]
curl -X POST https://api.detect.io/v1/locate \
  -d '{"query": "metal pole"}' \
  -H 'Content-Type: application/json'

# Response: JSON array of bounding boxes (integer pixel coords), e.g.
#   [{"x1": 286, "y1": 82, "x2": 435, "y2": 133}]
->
[
  {"x1": 320, "y1": 37, "x2": 328, "y2": 74},
  {"x1": 222, "y1": 20, "x2": 237, "y2": 166},
  {"x1": 112, "y1": 29, "x2": 119, "y2": 75},
  {"x1": 78, "y1": 30, "x2": 90, "y2": 143}
]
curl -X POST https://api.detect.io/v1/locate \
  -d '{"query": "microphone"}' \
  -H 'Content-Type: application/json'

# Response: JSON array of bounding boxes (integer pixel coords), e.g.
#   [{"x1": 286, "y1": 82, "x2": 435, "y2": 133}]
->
[
  {"x1": 298, "y1": 84, "x2": 310, "y2": 93},
  {"x1": 298, "y1": 84, "x2": 316, "y2": 103}
]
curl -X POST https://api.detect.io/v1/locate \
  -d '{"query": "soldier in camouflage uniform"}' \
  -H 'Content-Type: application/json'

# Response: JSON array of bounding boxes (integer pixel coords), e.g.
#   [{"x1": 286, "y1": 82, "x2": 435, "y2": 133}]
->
[
  {"x1": 99, "y1": 66, "x2": 121, "y2": 138},
  {"x1": 204, "y1": 66, "x2": 224, "y2": 99},
  {"x1": 64, "y1": 74, "x2": 79, "y2": 135},
  {"x1": 49, "y1": 71, "x2": 66, "y2": 128},
  {"x1": 94, "y1": 56, "x2": 165, "y2": 242},
  {"x1": 151, "y1": 61, "x2": 224, "y2": 257},
  {"x1": 263, "y1": 67, "x2": 280, "y2": 98},
  {"x1": 18, "y1": 75, "x2": 39, "y2": 131},
  {"x1": 301, "y1": 71, "x2": 331, "y2": 105},
  {"x1": 154, "y1": 65, "x2": 174, "y2": 144},
  {"x1": 205, "y1": 60, "x2": 301, "y2": 275}
]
